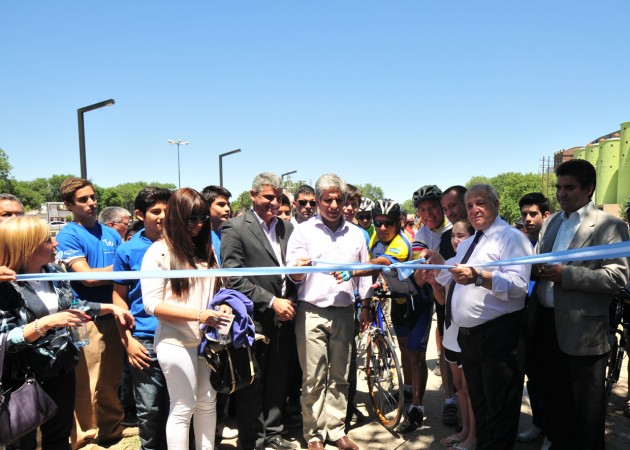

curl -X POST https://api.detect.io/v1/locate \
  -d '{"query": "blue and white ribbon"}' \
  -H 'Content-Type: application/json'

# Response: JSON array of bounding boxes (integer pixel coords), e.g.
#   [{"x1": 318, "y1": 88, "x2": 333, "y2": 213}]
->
[{"x1": 13, "y1": 241, "x2": 630, "y2": 282}]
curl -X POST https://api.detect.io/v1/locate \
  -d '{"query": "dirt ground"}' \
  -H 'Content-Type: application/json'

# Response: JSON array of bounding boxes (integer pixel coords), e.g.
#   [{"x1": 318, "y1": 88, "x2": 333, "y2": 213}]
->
[{"x1": 90, "y1": 314, "x2": 630, "y2": 450}]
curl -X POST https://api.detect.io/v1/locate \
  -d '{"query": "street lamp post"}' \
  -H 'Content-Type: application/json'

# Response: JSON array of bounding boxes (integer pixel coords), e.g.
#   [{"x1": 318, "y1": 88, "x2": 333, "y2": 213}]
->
[
  {"x1": 167, "y1": 139, "x2": 189, "y2": 188},
  {"x1": 281, "y1": 170, "x2": 297, "y2": 187},
  {"x1": 219, "y1": 149, "x2": 241, "y2": 187},
  {"x1": 77, "y1": 99, "x2": 115, "y2": 179}
]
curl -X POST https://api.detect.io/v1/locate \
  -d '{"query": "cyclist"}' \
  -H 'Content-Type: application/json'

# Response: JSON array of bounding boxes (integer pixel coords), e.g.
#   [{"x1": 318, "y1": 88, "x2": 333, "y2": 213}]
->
[
  {"x1": 356, "y1": 197, "x2": 375, "y2": 240},
  {"x1": 345, "y1": 200, "x2": 434, "y2": 434},
  {"x1": 412, "y1": 185, "x2": 458, "y2": 427}
]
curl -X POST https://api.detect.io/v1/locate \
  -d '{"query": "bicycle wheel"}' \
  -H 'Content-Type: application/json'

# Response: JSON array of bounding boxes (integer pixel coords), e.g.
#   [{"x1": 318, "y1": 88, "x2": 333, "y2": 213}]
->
[
  {"x1": 366, "y1": 331, "x2": 404, "y2": 430},
  {"x1": 605, "y1": 333, "x2": 620, "y2": 406}
]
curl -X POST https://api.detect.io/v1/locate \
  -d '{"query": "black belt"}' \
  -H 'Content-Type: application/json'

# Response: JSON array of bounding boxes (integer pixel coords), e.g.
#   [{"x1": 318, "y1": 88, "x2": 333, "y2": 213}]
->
[{"x1": 459, "y1": 309, "x2": 523, "y2": 335}]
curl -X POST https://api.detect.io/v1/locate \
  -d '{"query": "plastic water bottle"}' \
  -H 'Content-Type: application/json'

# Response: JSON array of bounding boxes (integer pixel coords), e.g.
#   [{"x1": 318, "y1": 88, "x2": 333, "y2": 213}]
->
[{"x1": 70, "y1": 298, "x2": 90, "y2": 348}]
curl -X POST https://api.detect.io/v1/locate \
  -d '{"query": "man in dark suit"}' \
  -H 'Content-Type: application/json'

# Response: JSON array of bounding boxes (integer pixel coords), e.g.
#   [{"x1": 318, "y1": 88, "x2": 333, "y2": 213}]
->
[
  {"x1": 221, "y1": 172, "x2": 298, "y2": 450},
  {"x1": 533, "y1": 159, "x2": 629, "y2": 449}
]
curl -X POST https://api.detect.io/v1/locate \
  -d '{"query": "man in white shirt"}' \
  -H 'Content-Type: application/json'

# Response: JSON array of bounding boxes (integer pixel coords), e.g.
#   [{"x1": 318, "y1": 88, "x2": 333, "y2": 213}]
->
[
  {"x1": 434, "y1": 183, "x2": 532, "y2": 449},
  {"x1": 533, "y1": 159, "x2": 629, "y2": 449},
  {"x1": 286, "y1": 174, "x2": 371, "y2": 450}
]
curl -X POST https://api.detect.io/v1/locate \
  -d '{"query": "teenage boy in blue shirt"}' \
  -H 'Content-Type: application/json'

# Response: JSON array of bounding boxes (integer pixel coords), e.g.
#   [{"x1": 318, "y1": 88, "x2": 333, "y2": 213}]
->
[
  {"x1": 112, "y1": 187, "x2": 172, "y2": 450},
  {"x1": 55, "y1": 177, "x2": 125, "y2": 448}
]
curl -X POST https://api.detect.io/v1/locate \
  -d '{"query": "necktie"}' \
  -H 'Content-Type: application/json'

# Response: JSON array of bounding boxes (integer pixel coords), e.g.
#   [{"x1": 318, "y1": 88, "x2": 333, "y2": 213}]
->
[{"x1": 444, "y1": 230, "x2": 484, "y2": 329}]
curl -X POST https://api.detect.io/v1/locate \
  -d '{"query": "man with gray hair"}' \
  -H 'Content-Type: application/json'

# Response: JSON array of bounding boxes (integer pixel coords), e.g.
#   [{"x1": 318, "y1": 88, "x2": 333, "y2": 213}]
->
[
  {"x1": 99, "y1": 206, "x2": 132, "y2": 240},
  {"x1": 431, "y1": 184, "x2": 532, "y2": 449},
  {"x1": 221, "y1": 172, "x2": 298, "y2": 450},
  {"x1": 0, "y1": 193, "x2": 24, "y2": 223},
  {"x1": 286, "y1": 174, "x2": 372, "y2": 450}
]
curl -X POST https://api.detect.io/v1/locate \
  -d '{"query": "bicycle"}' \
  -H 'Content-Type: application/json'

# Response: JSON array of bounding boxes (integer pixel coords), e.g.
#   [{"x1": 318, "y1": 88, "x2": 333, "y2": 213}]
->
[
  {"x1": 361, "y1": 283, "x2": 404, "y2": 430},
  {"x1": 605, "y1": 287, "x2": 630, "y2": 410}
]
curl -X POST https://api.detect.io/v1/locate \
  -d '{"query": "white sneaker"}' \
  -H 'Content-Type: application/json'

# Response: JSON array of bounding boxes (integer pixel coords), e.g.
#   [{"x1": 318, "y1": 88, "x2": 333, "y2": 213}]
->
[
  {"x1": 221, "y1": 425, "x2": 239, "y2": 439},
  {"x1": 517, "y1": 425, "x2": 544, "y2": 443}
]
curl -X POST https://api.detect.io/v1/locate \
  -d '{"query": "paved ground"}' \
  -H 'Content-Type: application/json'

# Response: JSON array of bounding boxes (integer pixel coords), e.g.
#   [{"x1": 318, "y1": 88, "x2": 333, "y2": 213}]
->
[{"x1": 99, "y1": 314, "x2": 629, "y2": 450}]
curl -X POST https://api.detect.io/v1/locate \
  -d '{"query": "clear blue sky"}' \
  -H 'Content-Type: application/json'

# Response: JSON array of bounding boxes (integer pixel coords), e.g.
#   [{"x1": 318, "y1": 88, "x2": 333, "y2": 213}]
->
[{"x1": 2, "y1": 1, "x2": 629, "y2": 204}]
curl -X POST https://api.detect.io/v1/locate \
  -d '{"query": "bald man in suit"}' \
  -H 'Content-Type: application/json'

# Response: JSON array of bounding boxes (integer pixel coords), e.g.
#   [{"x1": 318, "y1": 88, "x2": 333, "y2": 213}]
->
[{"x1": 532, "y1": 159, "x2": 629, "y2": 449}]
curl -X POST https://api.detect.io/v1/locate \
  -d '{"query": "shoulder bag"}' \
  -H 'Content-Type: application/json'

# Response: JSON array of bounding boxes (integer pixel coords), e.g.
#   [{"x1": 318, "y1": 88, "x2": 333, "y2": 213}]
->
[{"x1": 0, "y1": 333, "x2": 59, "y2": 445}]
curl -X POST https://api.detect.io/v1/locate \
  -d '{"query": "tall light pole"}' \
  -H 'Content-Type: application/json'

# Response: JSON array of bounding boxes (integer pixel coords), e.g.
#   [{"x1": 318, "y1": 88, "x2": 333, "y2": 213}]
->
[
  {"x1": 219, "y1": 149, "x2": 241, "y2": 187},
  {"x1": 167, "y1": 139, "x2": 189, "y2": 188},
  {"x1": 281, "y1": 170, "x2": 297, "y2": 187},
  {"x1": 77, "y1": 99, "x2": 115, "y2": 179}
]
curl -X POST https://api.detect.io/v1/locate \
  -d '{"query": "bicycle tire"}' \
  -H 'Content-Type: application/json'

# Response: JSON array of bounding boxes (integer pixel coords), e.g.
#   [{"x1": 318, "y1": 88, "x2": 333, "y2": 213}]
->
[
  {"x1": 605, "y1": 295, "x2": 627, "y2": 408},
  {"x1": 605, "y1": 335, "x2": 619, "y2": 406},
  {"x1": 366, "y1": 331, "x2": 404, "y2": 430}
]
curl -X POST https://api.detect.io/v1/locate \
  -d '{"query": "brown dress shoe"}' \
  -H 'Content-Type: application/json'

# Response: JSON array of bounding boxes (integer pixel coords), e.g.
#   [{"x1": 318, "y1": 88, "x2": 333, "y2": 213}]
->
[
  {"x1": 334, "y1": 435, "x2": 360, "y2": 450},
  {"x1": 308, "y1": 440, "x2": 325, "y2": 450}
]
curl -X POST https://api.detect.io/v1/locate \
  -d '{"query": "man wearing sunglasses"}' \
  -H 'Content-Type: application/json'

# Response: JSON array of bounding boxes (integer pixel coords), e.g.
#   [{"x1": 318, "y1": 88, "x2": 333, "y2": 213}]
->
[
  {"x1": 351, "y1": 200, "x2": 434, "y2": 434},
  {"x1": 291, "y1": 184, "x2": 317, "y2": 225}
]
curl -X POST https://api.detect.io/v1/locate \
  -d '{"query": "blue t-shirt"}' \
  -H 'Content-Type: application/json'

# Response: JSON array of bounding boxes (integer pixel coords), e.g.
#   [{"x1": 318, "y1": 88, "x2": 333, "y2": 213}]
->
[
  {"x1": 56, "y1": 222, "x2": 121, "y2": 303},
  {"x1": 212, "y1": 229, "x2": 222, "y2": 266},
  {"x1": 113, "y1": 230, "x2": 157, "y2": 338}
]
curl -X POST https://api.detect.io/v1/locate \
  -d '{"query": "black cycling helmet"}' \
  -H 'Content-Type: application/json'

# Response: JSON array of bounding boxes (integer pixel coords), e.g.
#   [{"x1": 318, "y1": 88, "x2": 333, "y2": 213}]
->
[
  {"x1": 359, "y1": 197, "x2": 375, "y2": 212},
  {"x1": 412, "y1": 185, "x2": 442, "y2": 208},
  {"x1": 372, "y1": 200, "x2": 402, "y2": 221}
]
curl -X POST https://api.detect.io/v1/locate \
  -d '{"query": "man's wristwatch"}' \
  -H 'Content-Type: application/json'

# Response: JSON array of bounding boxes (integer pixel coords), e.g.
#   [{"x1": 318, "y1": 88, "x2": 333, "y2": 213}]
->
[{"x1": 474, "y1": 268, "x2": 484, "y2": 287}]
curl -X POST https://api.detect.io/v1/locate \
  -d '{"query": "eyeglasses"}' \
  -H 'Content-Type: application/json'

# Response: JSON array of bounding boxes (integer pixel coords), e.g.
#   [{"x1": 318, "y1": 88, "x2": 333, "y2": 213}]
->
[
  {"x1": 187, "y1": 215, "x2": 210, "y2": 225},
  {"x1": 297, "y1": 200, "x2": 317, "y2": 207},
  {"x1": 357, "y1": 213, "x2": 372, "y2": 220},
  {"x1": 374, "y1": 220, "x2": 396, "y2": 228},
  {"x1": 112, "y1": 219, "x2": 131, "y2": 227}
]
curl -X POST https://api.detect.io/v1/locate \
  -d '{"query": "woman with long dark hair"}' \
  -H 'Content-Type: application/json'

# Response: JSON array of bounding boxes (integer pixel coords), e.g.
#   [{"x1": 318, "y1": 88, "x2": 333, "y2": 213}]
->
[
  {"x1": 0, "y1": 216, "x2": 133, "y2": 450},
  {"x1": 141, "y1": 188, "x2": 230, "y2": 450}
]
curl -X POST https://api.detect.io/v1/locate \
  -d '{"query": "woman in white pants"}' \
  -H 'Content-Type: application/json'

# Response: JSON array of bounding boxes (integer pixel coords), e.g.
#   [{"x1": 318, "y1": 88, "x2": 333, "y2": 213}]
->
[{"x1": 141, "y1": 188, "x2": 231, "y2": 450}]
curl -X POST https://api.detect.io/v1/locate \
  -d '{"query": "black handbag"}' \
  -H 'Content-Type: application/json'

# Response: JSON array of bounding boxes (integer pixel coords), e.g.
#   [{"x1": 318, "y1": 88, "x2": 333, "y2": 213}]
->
[
  {"x1": 0, "y1": 334, "x2": 59, "y2": 445},
  {"x1": 203, "y1": 338, "x2": 261, "y2": 394}
]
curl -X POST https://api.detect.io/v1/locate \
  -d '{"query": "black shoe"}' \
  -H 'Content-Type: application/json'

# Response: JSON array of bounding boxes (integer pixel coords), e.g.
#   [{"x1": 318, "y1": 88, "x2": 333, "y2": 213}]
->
[
  {"x1": 396, "y1": 407, "x2": 423, "y2": 434},
  {"x1": 266, "y1": 435, "x2": 297, "y2": 449}
]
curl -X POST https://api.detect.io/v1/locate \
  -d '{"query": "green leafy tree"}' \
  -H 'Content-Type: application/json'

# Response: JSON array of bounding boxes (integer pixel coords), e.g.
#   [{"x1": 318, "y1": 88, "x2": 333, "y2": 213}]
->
[
  {"x1": 12, "y1": 180, "x2": 46, "y2": 211},
  {"x1": 97, "y1": 182, "x2": 176, "y2": 210},
  {"x1": 0, "y1": 148, "x2": 14, "y2": 193},
  {"x1": 356, "y1": 183, "x2": 384, "y2": 201},
  {"x1": 232, "y1": 190, "x2": 252, "y2": 212}
]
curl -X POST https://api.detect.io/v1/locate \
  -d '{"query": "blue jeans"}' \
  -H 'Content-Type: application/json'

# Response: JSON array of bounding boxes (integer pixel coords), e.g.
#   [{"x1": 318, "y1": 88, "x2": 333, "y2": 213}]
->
[{"x1": 129, "y1": 336, "x2": 170, "y2": 450}]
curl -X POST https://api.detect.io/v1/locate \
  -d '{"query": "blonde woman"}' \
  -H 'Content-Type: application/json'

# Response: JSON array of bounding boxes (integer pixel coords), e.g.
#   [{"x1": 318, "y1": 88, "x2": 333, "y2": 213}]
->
[{"x1": 0, "y1": 216, "x2": 133, "y2": 450}]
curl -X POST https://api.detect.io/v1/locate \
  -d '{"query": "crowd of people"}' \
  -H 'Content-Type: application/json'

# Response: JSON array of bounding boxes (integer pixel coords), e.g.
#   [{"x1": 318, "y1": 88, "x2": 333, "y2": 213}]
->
[{"x1": 0, "y1": 157, "x2": 629, "y2": 450}]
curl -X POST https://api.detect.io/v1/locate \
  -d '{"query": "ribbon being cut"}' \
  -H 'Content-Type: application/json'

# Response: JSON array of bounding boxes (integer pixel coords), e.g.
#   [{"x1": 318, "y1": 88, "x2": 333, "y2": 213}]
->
[{"x1": 15, "y1": 241, "x2": 630, "y2": 283}]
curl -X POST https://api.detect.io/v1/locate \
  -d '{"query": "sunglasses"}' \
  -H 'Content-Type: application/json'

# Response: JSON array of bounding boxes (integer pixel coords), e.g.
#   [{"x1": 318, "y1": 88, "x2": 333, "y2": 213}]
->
[
  {"x1": 357, "y1": 213, "x2": 372, "y2": 220},
  {"x1": 374, "y1": 220, "x2": 396, "y2": 228},
  {"x1": 187, "y1": 215, "x2": 210, "y2": 225},
  {"x1": 297, "y1": 200, "x2": 317, "y2": 207}
]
